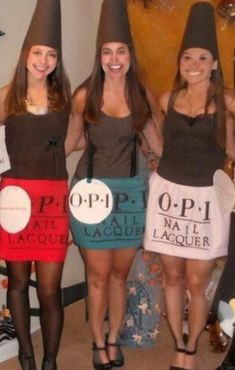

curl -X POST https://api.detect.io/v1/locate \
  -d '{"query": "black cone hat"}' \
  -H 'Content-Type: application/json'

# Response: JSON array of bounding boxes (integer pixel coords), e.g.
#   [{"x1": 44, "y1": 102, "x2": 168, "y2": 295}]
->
[
  {"x1": 96, "y1": 0, "x2": 132, "y2": 48},
  {"x1": 179, "y1": 1, "x2": 219, "y2": 59},
  {"x1": 22, "y1": 0, "x2": 61, "y2": 52}
]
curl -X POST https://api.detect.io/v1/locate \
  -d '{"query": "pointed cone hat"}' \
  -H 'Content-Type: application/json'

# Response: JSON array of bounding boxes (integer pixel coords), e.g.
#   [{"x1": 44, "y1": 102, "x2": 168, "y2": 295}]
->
[
  {"x1": 179, "y1": 1, "x2": 219, "y2": 59},
  {"x1": 22, "y1": 0, "x2": 61, "y2": 52},
  {"x1": 96, "y1": 0, "x2": 132, "y2": 48}
]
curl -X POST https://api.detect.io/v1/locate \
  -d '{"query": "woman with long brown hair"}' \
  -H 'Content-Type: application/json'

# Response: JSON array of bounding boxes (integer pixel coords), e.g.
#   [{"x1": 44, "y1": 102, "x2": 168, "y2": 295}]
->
[
  {"x1": 144, "y1": 2, "x2": 235, "y2": 370},
  {"x1": 0, "y1": 1, "x2": 70, "y2": 369},
  {"x1": 65, "y1": 1, "x2": 161, "y2": 369}
]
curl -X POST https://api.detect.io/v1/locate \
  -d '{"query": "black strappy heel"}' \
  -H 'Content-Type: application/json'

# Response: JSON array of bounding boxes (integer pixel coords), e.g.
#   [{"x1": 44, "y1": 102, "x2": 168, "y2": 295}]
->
[
  {"x1": 185, "y1": 348, "x2": 197, "y2": 356},
  {"x1": 92, "y1": 342, "x2": 112, "y2": 370},
  {"x1": 106, "y1": 341, "x2": 124, "y2": 368}
]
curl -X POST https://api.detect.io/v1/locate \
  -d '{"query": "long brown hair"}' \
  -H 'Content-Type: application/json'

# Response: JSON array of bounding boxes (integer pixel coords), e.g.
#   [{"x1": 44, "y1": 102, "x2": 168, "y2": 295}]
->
[
  {"x1": 171, "y1": 52, "x2": 226, "y2": 147},
  {"x1": 83, "y1": 44, "x2": 151, "y2": 133},
  {"x1": 5, "y1": 46, "x2": 71, "y2": 116}
]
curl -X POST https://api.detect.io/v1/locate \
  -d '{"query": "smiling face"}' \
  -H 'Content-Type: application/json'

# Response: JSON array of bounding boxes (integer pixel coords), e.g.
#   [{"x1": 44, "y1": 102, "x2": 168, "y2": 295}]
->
[
  {"x1": 101, "y1": 42, "x2": 130, "y2": 79},
  {"x1": 26, "y1": 45, "x2": 58, "y2": 81},
  {"x1": 179, "y1": 47, "x2": 218, "y2": 87}
]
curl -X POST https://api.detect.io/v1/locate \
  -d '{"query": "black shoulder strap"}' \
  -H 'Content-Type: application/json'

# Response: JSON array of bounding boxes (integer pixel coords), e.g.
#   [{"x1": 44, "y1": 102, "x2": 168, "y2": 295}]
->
[
  {"x1": 86, "y1": 126, "x2": 137, "y2": 179},
  {"x1": 130, "y1": 134, "x2": 137, "y2": 177}
]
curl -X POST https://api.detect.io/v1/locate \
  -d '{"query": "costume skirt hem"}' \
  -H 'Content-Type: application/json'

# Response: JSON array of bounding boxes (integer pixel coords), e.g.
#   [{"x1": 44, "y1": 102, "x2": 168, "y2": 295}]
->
[
  {"x1": 144, "y1": 244, "x2": 228, "y2": 261},
  {"x1": 74, "y1": 239, "x2": 141, "y2": 250},
  {"x1": 1, "y1": 252, "x2": 67, "y2": 263}
]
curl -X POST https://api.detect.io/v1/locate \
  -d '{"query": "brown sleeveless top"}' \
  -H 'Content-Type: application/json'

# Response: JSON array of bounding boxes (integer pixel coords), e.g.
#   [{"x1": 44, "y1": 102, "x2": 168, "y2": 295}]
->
[
  {"x1": 157, "y1": 107, "x2": 225, "y2": 186},
  {"x1": 3, "y1": 110, "x2": 69, "y2": 180}
]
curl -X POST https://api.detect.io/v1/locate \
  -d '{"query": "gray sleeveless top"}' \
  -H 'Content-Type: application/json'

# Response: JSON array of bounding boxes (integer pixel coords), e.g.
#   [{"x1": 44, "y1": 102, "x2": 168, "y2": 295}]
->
[{"x1": 74, "y1": 112, "x2": 136, "y2": 179}]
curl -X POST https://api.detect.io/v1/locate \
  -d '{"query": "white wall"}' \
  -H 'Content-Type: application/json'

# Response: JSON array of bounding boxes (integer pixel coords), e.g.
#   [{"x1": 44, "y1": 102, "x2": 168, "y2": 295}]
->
[
  {"x1": 0, "y1": 0, "x2": 102, "y2": 361},
  {"x1": 0, "y1": 0, "x2": 102, "y2": 88},
  {"x1": 61, "y1": 0, "x2": 102, "y2": 287}
]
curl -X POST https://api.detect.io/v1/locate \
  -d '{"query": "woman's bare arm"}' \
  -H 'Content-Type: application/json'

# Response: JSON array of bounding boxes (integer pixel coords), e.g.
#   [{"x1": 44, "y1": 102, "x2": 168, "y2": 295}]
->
[
  {"x1": 142, "y1": 90, "x2": 171, "y2": 158},
  {"x1": 0, "y1": 85, "x2": 9, "y2": 123},
  {"x1": 65, "y1": 87, "x2": 87, "y2": 156},
  {"x1": 225, "y1": 90, "x2": 235, "y2": 161}
]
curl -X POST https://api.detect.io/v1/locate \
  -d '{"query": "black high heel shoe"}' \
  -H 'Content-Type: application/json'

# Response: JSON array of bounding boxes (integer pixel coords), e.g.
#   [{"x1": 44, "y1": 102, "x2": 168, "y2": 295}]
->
[
  {"x1": 18, "y1": 352, "x2": 37, "y2": 370},
  {"x1": 106, "y1": 341, "x2": 124, "y2": 368},
  {"x1": 41, "y1": 354, "x2": 57, "y2": 370},
  {"x1": 92, "y1": 342, "x2": 112, "y2": 370}
]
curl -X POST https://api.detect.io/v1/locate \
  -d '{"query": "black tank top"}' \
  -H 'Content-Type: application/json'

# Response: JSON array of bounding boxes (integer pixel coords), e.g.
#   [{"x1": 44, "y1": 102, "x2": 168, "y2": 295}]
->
[
  {"x1": 157, "y1": 107, "x2": 225, "y2": 186},
  {"x1": 3, "y1": 110, "x2": 69, "y2": 180}
]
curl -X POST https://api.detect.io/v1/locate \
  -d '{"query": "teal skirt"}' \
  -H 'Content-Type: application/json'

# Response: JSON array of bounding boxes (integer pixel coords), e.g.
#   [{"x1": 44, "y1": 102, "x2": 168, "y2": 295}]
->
[{"x1": 69, "y1": 176, "x2": 147, "y2": 249}]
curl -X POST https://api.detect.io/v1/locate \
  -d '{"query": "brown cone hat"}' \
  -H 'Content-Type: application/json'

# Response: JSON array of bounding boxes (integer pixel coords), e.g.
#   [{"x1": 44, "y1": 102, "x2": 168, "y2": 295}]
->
[
  {"x1": 96, "y1": 0, "x2": 132, "y2": 48},
  {"x1": 179, "y1": 1, "x2": 219, "y2": 59},
  {"x1": 22, "y1": 0, "x2": 61, "y2": 52}
]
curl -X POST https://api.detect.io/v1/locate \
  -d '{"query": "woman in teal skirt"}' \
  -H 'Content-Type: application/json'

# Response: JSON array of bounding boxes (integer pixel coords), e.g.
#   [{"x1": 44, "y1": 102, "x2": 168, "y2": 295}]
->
[{"x1": 65, "y1": 1, "x2": 161, "y2": 369}]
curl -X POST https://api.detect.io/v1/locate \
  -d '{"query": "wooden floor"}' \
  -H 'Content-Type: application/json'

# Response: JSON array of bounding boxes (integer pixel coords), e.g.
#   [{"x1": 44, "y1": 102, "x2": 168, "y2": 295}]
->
[{"x1": 0, "y1": 300, "x2": 226, "y2": 370}]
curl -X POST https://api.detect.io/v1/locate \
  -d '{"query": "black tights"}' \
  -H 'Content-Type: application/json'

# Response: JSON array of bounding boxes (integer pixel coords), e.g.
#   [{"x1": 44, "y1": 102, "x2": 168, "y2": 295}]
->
[{"x1": 6, "y1": 261, "x2": 64, "y2": 368}]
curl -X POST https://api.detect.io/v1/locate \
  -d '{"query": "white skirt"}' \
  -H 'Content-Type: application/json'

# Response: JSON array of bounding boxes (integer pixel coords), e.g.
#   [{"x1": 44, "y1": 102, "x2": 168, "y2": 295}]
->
[{"x1": 144, "y1": 172, "x2": 230, "y2": 260}]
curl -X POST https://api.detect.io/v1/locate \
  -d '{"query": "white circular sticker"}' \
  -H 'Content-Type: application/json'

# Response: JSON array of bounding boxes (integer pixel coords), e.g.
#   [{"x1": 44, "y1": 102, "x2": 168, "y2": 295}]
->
[
  {"x1": 0, "y1": 185, "x2": 31, "y2": 233},
  {"x1": 69, "y1": 179, "x2": 113, "y2": 224},
  {"x1": 213, "y1": 169, "x2": 235, "y2": 212}
]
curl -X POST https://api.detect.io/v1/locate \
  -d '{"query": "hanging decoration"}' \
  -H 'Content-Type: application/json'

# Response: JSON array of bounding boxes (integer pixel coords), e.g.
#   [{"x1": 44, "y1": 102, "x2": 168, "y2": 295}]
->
[{"x1": 217, "y1": 0, "x2": 235, "y2": 21}]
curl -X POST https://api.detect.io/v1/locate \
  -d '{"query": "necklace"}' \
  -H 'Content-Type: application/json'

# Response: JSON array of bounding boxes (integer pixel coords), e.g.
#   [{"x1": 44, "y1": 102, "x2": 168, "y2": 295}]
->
[
  {"x1": 25, "y1": 94, "x2": 48, "y2": 115},
  {"x1": 185, "y1": 93, "x2": 206, "y2": 118}
]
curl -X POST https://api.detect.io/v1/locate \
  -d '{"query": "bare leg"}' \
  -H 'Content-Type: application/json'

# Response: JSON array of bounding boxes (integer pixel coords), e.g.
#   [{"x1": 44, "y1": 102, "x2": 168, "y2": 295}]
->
[
  {"x1": 184, "y1": 258, "x2": 216, "y2": 370},
  {"x1": 107, "y1": 247, "x2": 136, "y2": 361},
  {"x1": 82, "y1": 248, "x2": 112, "y2": 365},
  {"x1": 159, "y1": 254, "x2": 186, "y2": 368},
  {"x1": 35, "y1": 261, "x2": 64, "y2": 370}
]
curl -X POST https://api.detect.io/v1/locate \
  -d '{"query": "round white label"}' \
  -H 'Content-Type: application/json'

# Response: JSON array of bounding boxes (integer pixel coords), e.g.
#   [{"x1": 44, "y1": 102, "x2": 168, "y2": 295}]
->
[
  {"x1": 0, "y1": 185, "x2": 31, "y2": 233},
  {"x1": 69, "y1": 179, "x2": 113, "y2": 224},
  {"x1": 213, "y1": 169, "x2": 235, "y2": 212}
]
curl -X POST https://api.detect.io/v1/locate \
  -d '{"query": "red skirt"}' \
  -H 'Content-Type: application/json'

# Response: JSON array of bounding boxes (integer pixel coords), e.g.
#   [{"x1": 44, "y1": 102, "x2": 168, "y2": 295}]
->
[{"x1": 0, "y1": 178, "x2": 69, "y2": 262}]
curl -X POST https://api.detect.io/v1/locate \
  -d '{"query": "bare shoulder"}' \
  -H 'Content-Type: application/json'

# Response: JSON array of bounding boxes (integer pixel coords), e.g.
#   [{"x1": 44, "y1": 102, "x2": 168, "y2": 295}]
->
[
  {"x1": 0, "y1": 85, "x2": 9, "y2": 104},
  {"x1": 72, "y1": 86, "x2": 87, "y2": 115},
  {"x1": 146, "y1": 88, "x2": 157, "y2": 105},
  {"x1": 158, "y1": 91, "x2": 171, "y2": 114},
  {"x1": 145, "y1": 88, "x2": 160, "y2": 115},
  {"x1": 225, "y1": 89, "x2": 235, "y2": 113},
  {"x1": 0, "y1": 85, "x2": 10, "y2": 122}
]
